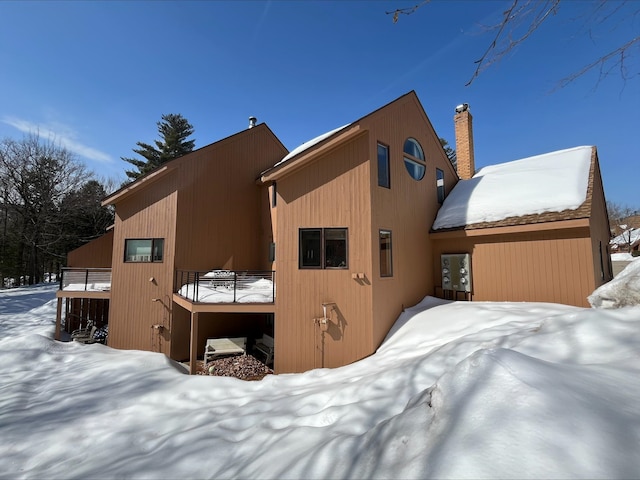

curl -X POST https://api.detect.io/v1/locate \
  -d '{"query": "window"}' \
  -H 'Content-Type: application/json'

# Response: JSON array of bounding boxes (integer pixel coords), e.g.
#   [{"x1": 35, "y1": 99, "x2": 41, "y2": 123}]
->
[
  {"x1": 124, "y1": 238, "x2": 164, "y2": 262},
  {"x1": 271, "y1": 182, "x2": 277, "y2": 207},
  {"x1": 377, "y1": 143, "x2": 390, "y2": 188},
  {"x1": 379, "y1": 230, "x2": 392, "y2": 277},
  {"x1": 299, "y1": 228, "x2": 348, "y2": 269},
  {"x1": 403, "y1": 138, "x2": 426, "y2": 180},
  {"x1": 299, "y1": 229, "x2": 321, "y2": 268},
  {"x1": 436, "y1": 168, "x2": 445, "y2": 204}
]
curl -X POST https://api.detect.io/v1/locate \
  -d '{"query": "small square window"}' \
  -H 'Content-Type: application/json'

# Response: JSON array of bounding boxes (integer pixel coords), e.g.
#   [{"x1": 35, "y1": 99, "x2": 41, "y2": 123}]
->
[{"x1": 124, "y1": 238, "x2": 164, "y2": 262}]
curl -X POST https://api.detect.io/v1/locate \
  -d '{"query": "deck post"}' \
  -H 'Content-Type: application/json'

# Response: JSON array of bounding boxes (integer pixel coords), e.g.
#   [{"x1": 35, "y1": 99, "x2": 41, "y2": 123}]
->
[
  {"x1": 189, "y1": 312, "x2": 199, "y2": 375},
  {"x1": 54, "y1": 297, "x2": 63, "y2": 341}
]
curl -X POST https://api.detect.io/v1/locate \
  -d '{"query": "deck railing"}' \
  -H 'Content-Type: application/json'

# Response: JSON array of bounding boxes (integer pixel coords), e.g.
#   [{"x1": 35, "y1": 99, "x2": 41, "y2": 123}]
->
[
  {"x1": 175, "y1": 270, "x2": 275, "y2": 304},
  {"x1": 59, "y1": 268, "x2": 112, "y2": 291}
]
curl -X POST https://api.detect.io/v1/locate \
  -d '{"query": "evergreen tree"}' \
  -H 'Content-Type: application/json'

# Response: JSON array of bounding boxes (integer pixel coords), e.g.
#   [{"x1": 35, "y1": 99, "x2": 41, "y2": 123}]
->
[
  {"x1": 439, "y1": 137, "x2": 457, "y2": 171},
  {"x1": 122, "y1": 113, "x2": 195, "y2": 181}
]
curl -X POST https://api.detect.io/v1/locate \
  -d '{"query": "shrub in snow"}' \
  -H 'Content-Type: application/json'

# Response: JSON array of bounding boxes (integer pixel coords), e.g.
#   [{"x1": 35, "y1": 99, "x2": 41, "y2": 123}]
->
[{"x1": 588, "y1": 258, "x2": 640, "y2": 308}]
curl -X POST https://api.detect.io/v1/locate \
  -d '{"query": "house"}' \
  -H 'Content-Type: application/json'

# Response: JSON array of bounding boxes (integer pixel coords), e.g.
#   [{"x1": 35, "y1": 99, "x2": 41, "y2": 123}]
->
[
  {"x1": 430, "y1": 106, "x2": 612, "y2": 307},
  {"x1": 57, "y1": 123, "x2": 287, "y2": 369},
  {"x1": 56, "y1": 91, "x2": 612, "y2": 374},
  {"x1": 611, "y1": 227, "x2": 640, "y2": 254},
  {"x1": 259, "y1": 91, "x2": 458, "y2": 372}
]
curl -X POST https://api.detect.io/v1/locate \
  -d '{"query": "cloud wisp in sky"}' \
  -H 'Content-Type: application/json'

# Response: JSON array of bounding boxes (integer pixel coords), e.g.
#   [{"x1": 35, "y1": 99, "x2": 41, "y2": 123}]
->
[{"x1": 2, "y1": 116, "x2": 113, "y2": 165}]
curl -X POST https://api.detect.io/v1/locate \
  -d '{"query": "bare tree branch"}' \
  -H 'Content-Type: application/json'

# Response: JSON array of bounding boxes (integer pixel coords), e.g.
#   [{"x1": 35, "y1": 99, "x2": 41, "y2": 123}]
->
[
  {"x1": 555, "y1": 35, "x2": 640, "y2": 91},
  {"x1": 388, "y1": 0, "x2": 639, "y2": 90},
  {"x1": 465, "y1": 0, "x2": 561, "y2": 86},
  {"x1": 386, "y1": 0, "x2": 431, "y2": 24}
]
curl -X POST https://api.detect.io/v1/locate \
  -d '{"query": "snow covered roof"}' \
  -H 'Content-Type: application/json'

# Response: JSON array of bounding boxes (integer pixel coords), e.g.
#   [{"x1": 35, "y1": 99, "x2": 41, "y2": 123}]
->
[
  {"x1": 611, "y1": 228, "x2": 640, "y2": 247},
  {"x1": 273, "y1": 123, "x2": 351, "y2": 169},
  {"x1": 432, "y1": 146, "x2": 595, "y2": 231}
]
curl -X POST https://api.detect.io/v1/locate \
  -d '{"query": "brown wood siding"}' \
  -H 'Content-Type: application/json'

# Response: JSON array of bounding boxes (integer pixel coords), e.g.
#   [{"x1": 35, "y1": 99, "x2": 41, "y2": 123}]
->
[
  {"x1": 365, "y1": 94, "x2": 459, "y2": 349},
  {"x1": 66, "y1": 230, "x2": 113, "y2": 268},
  {"x1": 173, "y1": 127, "x2": 286, "y2": 272},
  {"x1": 267, "y1": 183, "x2": 277, "y2": 272},
  {"x1": 431, "y1": 227, "x2": 596, "y2": 307},
  {"x1": 274, "y1": 134, "x2": 373, "y2": 373},
  {"x1": 588, "y1": 156, "x2": 613, "y2": 286},
  {"x1": 108, "y1": 180, "x2": 178, "y2": 355},
  {"x1": 169, "y1": 127, "x2": 286, "y2": 359},
  {"x1": 272, "y1": 93, "x2": 460, "y2": 372},
  {"x1": 107, "y1": 125, "x2": 287, "y2": 361},
  {"x1": 106, "y1": 126, "x2": 286, "y2": 360}
]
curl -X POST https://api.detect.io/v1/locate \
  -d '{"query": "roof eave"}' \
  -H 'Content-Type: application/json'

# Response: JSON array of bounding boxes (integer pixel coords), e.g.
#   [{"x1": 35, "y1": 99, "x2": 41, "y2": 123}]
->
[
  {"x1": 102, "y1": 165, "x2": 174, "y2": 206},
  {"x1": 430, "y1": 217, "x2": 591, "y2": 239},
  {"x1": 259, "y1": 124, "x2": 364, "y2": 183}
]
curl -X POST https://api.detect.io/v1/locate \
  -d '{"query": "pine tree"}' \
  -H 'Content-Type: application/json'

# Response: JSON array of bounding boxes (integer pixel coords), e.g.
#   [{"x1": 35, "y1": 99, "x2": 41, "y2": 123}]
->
[
  {"x1": 122, "y1": 114, "x2": 195, "y2": 181},
  {"x1": 439, "y1": 137, "x2": 457, "y2": 171}
]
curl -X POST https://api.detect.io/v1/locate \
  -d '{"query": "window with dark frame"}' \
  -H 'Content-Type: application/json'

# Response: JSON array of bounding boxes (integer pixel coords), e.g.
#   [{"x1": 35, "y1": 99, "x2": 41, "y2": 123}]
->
[
  {"x1": 377, "y1": 143, "x2": 390, "y2": 188},
  {"x1": 124, "y1": 238, "x2": 164, "y2": 263},
  {"x1": 379, "y1": 230, "x2": 392, "y2": 277},
  {"x1": 272, "y1": 182, "x2": 277, "y2": 207},
  {"x1": 436, "y1": 168, "x2": 445, "y2": 204},
  {"x1": 299, "y1": 228, "x2": 348, "y2": 269},
  {"x1": 403, "y1": 138, "x2": 426, "y2": 181}
]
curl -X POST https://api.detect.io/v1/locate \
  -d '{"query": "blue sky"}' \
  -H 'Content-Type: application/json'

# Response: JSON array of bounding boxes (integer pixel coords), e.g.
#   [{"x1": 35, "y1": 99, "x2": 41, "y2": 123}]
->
[{"x1": 1, "y1": 1, "x2": 638, "y2": 206}]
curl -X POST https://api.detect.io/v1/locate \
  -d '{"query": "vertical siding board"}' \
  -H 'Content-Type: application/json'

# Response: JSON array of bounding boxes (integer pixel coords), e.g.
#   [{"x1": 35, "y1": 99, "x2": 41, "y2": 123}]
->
[
  {"x1": 588, "y1": 155, "x2": 612, "y2": 286},
  {"x1": 531, "y1": 238, "x2": 544, "y2": 300},
  {"x1": 274, "y1": 93, "x2": 457, "y2": 372},
  {"x1": 275, "y1": 135, "x2": 372, "y2": 373},
  {"x1": 108, "y1": 126, "x2": 287, "y2": 359},
  {"x1": 367, "y1": 95, "x2": 451, "y2": 349},
  {"x1": 109, "y1": 185, "x2": 178, "y2": 353},
  {"x1": 494, "y1": 241, "x2": 506, "y2": 300},
  {"x1": 431, "y1": 225, "x2": 594, "y2": 307},
  {"x1": 66, "y1": 230, "x2": 114, "y2": 268}
]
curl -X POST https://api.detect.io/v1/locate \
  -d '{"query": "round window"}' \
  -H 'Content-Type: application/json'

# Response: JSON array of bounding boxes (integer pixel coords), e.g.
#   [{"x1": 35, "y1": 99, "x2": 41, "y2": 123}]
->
[{"x1": 403, "y1": 138, "x2": 426, "y2": 180}]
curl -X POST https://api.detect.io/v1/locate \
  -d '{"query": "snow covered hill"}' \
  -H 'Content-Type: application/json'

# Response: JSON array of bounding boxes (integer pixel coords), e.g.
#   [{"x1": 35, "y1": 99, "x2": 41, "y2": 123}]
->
[{"x1": 1, "y1": 260, "x2": 639, "y2": 479}]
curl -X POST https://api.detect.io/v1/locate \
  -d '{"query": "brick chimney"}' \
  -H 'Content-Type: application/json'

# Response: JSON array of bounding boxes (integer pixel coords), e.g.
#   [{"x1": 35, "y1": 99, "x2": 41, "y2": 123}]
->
[{"x1": 454, "y1": 104, "x2": 475, "y2": 180}]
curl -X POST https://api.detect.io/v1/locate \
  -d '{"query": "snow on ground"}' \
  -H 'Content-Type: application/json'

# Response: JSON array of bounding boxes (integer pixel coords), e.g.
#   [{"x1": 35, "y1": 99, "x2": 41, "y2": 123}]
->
[
  {"x1": 611, "y1": 252, "x2": 635, "y2": 261},
  {"x1": 589, "y1": 256, "x2": 640, "y2": 308},
  {"x1": 1, "y1": 269, "x2": 640, "y2": 479}
]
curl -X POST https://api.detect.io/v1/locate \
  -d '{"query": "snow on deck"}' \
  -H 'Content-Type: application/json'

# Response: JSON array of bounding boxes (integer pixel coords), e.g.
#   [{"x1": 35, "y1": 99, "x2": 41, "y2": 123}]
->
[{"x1": 177, "y1": 274, "x2": 274, "y2": 303}]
